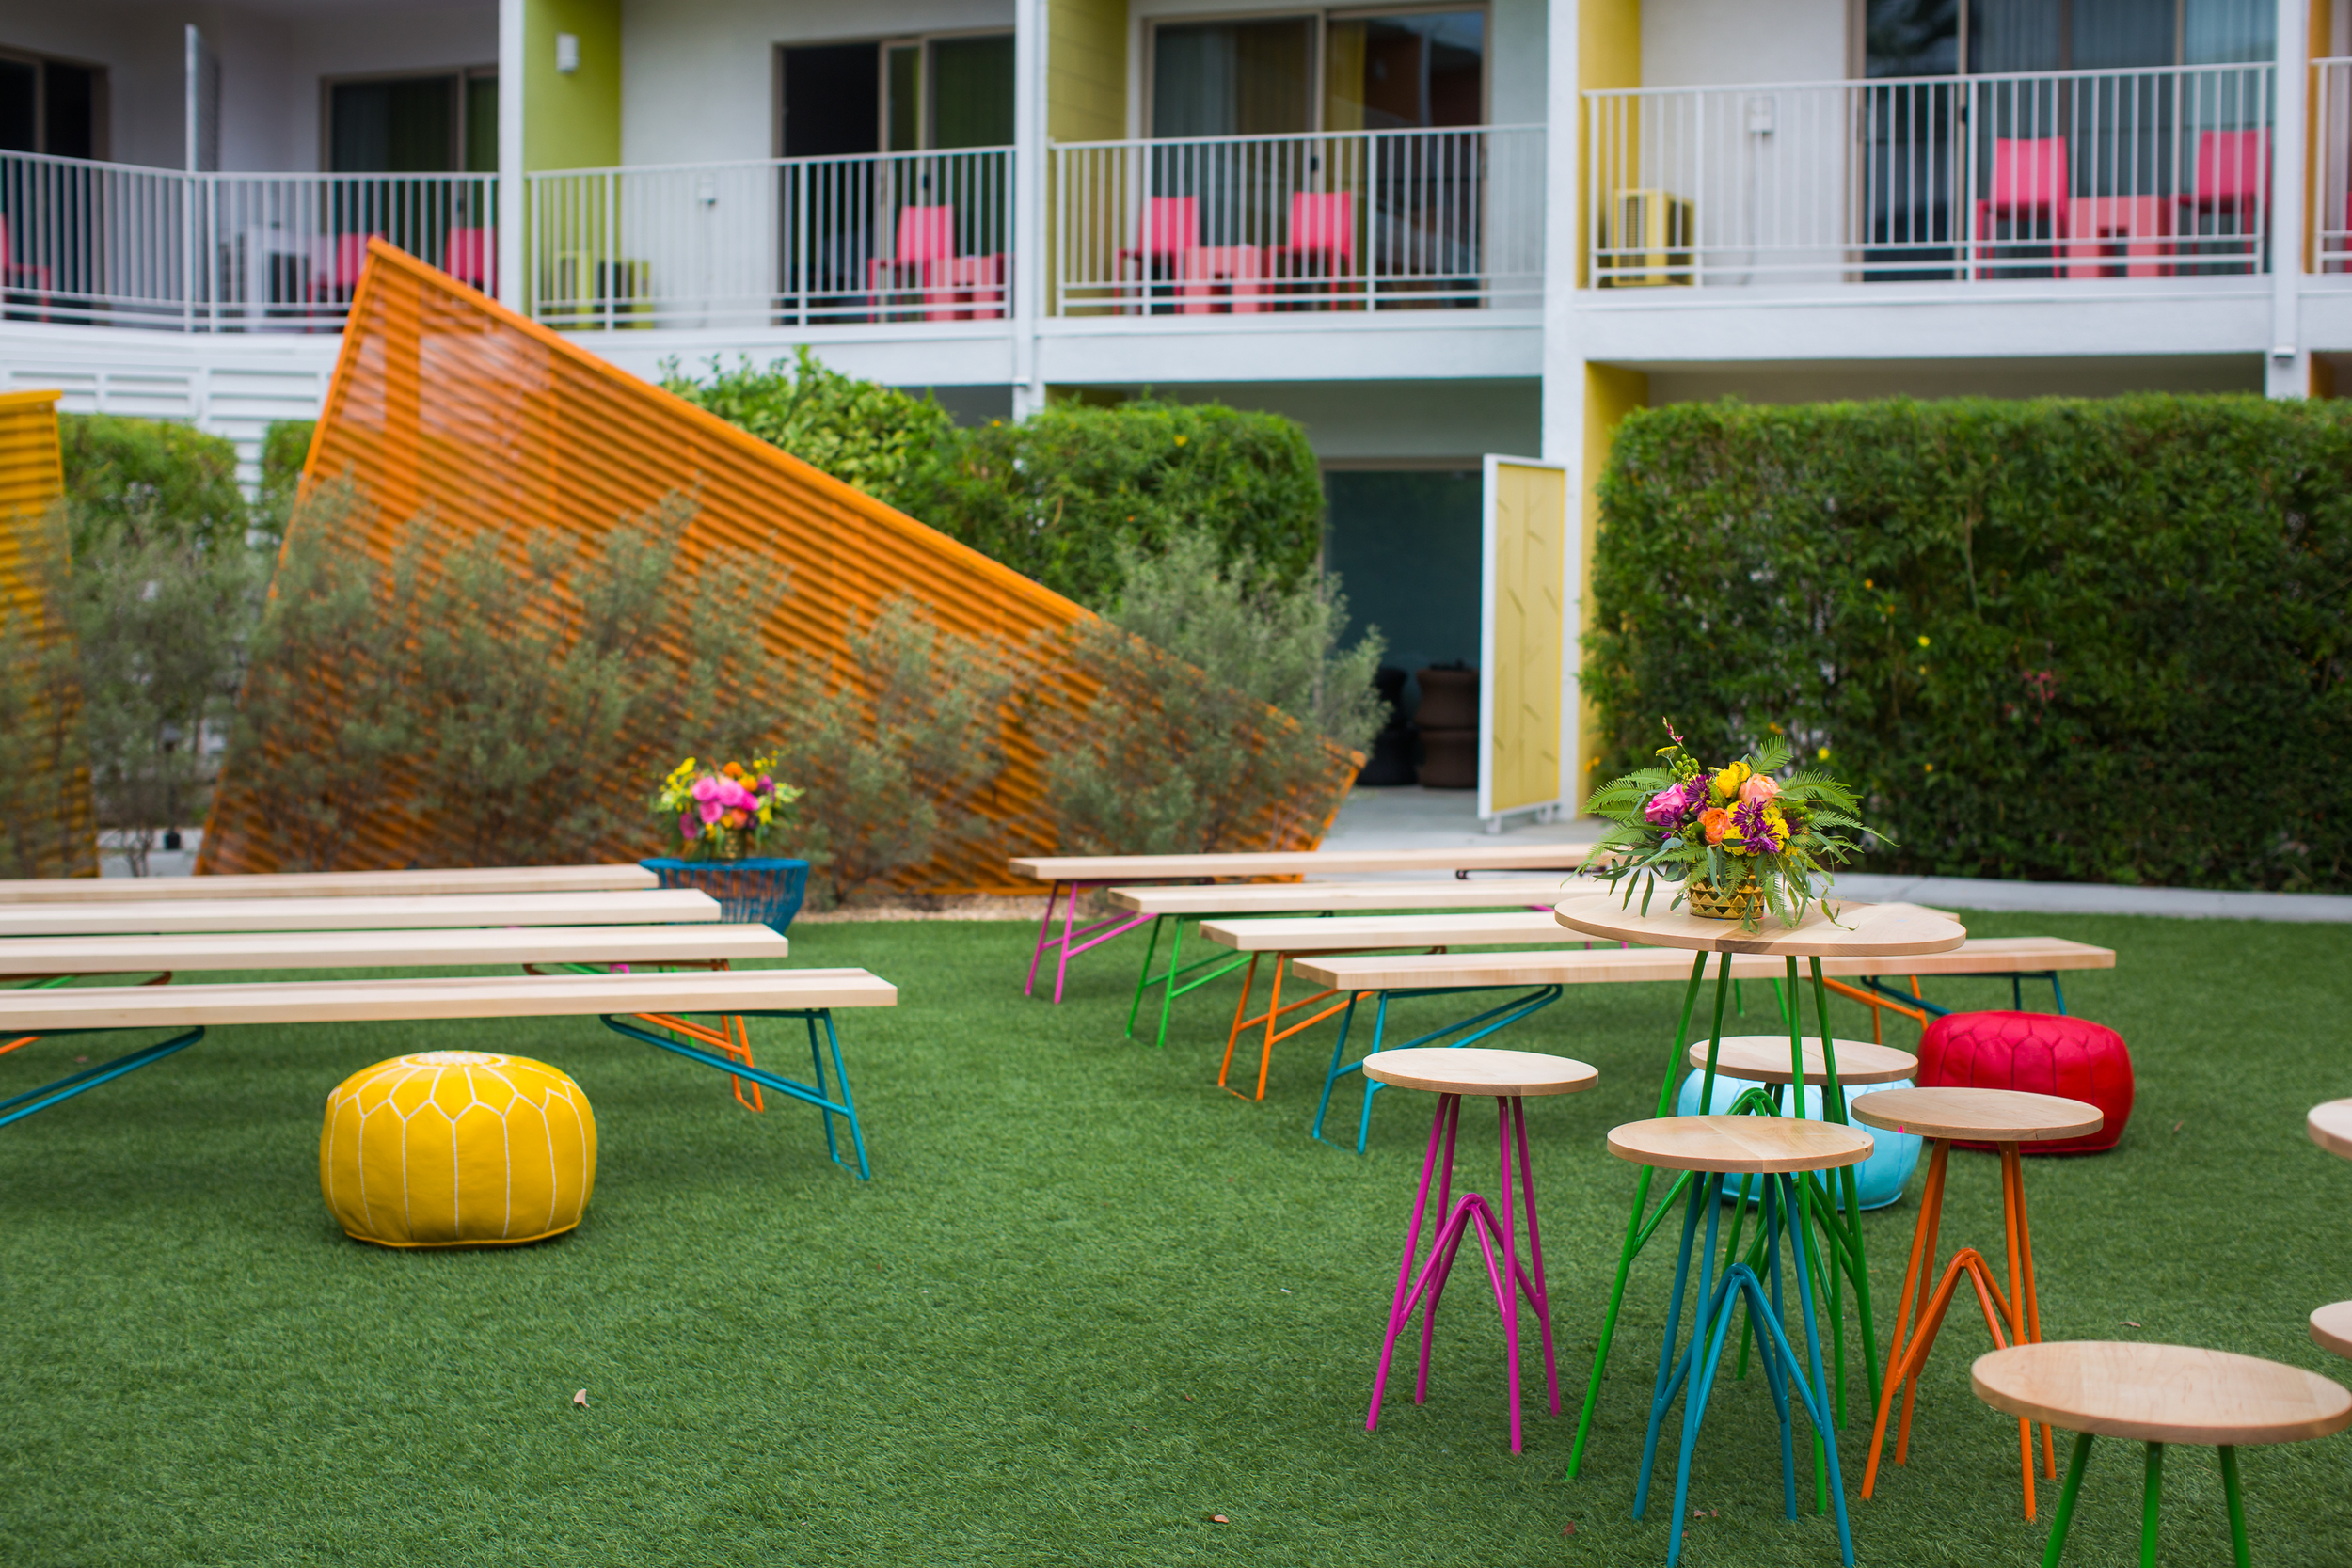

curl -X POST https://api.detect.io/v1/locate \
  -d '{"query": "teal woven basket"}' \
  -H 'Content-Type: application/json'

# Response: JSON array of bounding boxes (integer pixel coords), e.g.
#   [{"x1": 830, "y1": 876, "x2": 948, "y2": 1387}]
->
[{"x1": 641, "y1": 858, "x2": 810, "y2": 935}]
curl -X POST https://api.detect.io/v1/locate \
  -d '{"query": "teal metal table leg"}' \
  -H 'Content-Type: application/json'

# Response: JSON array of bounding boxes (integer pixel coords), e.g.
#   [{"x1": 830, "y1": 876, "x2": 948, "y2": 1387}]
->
[{"x1": 0, "y1": 1027, "x2": 207, "y2": 1128}]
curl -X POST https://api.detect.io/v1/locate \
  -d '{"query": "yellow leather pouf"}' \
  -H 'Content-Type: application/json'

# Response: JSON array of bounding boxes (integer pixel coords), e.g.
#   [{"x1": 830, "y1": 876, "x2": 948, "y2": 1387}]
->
[{"x1": 321, "y1": 1050, "x2": 596, "y2": 1248}]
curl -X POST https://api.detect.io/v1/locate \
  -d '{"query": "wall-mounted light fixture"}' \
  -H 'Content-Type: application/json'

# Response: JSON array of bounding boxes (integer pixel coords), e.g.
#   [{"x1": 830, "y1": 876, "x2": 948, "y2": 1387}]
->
[{"x1": 556, "y1": 32, "x2": 580, "y2": 73}]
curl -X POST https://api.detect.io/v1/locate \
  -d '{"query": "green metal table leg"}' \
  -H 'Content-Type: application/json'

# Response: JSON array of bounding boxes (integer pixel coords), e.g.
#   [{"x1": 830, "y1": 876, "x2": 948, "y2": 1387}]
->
[
  {"x1": 1812, "y1": 954, "x2": 1879, "y2": 1416},
  {"x1": 2141, "y1": 1441, "x2": 2163, "y2": 1568},
  {"x1": 2219, "y1": 1445, "x2": 2249, "y2": 1568},
  {"x1": 1123, "y1": 915, "x2": 1167, "y2": 1038},
  {"x1": 2042, "y1": 1431, "x2": 2094, "y2": 1568}
]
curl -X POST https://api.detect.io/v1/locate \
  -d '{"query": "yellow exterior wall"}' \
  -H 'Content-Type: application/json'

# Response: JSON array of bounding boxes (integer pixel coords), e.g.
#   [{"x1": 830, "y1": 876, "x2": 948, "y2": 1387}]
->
[
  {"x1": 1579, "y1": 363, "x2": 1648, "y2": 794},
  {"x1": 524, "y1": 0, "x2": 621, "y2": 171},
  {"x1": 1576, "y1": 0, "x2": 1642, "y2": 289},
  {"x1": 1049, "y1": 0, "x2": 1127, "y2": 141},
  {"x1": 1487, "y1": 462, "x2": 1567, "y2": 814}
]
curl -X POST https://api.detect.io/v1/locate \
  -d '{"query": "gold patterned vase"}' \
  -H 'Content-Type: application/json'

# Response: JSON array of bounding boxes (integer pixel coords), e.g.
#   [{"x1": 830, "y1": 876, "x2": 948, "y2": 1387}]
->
[{"x1": 1683, "y1": 878, "x2": 1761, "y2": 922}]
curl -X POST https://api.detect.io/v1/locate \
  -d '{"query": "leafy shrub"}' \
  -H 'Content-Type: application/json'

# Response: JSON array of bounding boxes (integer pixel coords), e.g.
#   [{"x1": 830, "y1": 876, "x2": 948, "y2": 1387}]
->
[
  {"x1": 59, "y1": 414, "x2": 246, "y2": 553},
  {"x1": 256, "y1": 420, "x2": 317, "y2": 541},
  {"x1": 1587, "y1": 394, "x2": 2352, "y2": 891},
  {"x1": 1042, "y1": 533, "x2": 1379, "y2": 855},
  {"x1": 0, "y1": 510, "x2": 94, "y2": 877},
  {"x1": 663, "y1": 354, "x2": 1325, "y2": 610}
]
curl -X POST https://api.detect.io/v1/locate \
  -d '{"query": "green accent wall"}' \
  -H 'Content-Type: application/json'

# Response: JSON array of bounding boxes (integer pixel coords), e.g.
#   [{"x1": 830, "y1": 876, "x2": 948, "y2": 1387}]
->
[
  {"x1": 525, "y1": 0, "x2": 621, "y2": 171},
  {"x1": 1049, "y1": 0, "x2": 1127, "y2": 141}
]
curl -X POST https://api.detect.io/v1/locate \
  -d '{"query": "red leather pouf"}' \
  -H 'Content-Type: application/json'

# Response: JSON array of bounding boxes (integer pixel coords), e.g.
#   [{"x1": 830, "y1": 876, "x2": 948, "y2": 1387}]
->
[{"x1": 1915, "y1": 1010, "x2": 2135, "y2": 1154}]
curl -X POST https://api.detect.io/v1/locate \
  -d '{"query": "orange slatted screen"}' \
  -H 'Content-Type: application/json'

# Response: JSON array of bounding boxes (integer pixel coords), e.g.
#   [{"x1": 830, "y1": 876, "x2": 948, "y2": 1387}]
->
[
  {"x1": 0, "y1": 389, "x2": 94, "y2": 879},
  {"x1": 199, "y1": 242, "x2": 1349, "y2": 886}
]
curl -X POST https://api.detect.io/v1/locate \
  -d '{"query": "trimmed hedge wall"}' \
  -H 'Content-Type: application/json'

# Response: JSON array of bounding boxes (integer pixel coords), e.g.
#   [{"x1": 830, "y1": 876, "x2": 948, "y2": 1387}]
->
[{"x1": 1587, "y1": 395, "x2": 2352, "y2": 892}]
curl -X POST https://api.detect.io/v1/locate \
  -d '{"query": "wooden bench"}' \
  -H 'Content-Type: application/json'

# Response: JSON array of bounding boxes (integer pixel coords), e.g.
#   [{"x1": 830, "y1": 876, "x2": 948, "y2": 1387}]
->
[
  {"x1": 1292, "y1": 934, "x2": 2117, "y2": 1151},
  {"x1": 0, "y1": 968, "x2": 894, "y2": 1179},
  {"x1": 1009, "y1": 843, "x2": 1594, "y2": 1004},
  {"x1": 0, "y1": 889, "x2": 719, "y2": 938},
  {"x1": 0, "y1": 863, "x2": 660, "y2": 903},
  {"x1": 1107, "y1": 879, "x2": 1575, "y2": 1050}
]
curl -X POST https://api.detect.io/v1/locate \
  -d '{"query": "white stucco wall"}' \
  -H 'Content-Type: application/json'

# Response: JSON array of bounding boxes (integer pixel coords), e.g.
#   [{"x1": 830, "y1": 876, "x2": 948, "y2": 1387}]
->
[
  {"x1": 619, "y1": 0, "x2": 1015, "y2": 167},
  {"x1": 1639, "y1": 0, "x2": 1844, "y2": 87},
  {"x1": 0, "y1": 0, "x2": 494, "y2": 171}
]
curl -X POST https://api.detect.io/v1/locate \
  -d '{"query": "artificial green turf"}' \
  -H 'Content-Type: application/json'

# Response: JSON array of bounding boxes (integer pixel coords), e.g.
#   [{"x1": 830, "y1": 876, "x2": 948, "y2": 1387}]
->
[{"x1": 2, "y1": 911, "x2": 2348, "y2": 1566}]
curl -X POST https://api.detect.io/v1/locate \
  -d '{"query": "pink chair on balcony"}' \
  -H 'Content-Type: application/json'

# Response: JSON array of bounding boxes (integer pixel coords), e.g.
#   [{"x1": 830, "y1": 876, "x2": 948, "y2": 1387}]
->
[
  {"x1": 1119, "y1": 196, "x2": 1200, "y2": 312},
  {"x1": 1972, "y1": 138, "x2": 2070, "y2": 277},
  {"x1": 866, "y1": 205, "x2": 1006, "y2": 322},
  {"x1": 308, "y1": 232, "x2": 384, "y2": 307},
  {"x1": 1178, "y1": 245, "x2": 1267, "y2": 313},
  {"x1": 442, "y1": 227, "x2": 495, "y2": 293},
  {"x1": 0, "y1": 216, "x2": 54, "y2": 321},
  {"x1": 2176, "y1": 129, "x2": 2268, "y2": 271},
  {"x1": 1276, "y1": 191, "x2": 1361, "y2": 308}
]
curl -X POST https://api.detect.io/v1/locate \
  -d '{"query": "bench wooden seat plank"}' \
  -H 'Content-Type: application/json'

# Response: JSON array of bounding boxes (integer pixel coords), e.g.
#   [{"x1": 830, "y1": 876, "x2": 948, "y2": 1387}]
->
[
  {"x1": 0, "y1": 969, "x2": 892, "y2": 1030},
  {"x1": 0, "y1": 889, "x2": 720, "y2": 938},
  {"x1": 1294, "y1": 936, "x2": 2115, "y2": 991},
  {"x1": 1114, "y1": 879, "x2": 1570, "y2": 918},
  {"x1": 0, "y1": 863, "x2": 660, "y2": 903},
  {"x1": 0, "y1": 924, "x2": 789, "y2": 975},
  {"x1": 1011, "y1": 845, "x2": 1596, "y2": 881},
  {"x1": 1200, "y1": 911, "x2": 1572, "y2": 953}
]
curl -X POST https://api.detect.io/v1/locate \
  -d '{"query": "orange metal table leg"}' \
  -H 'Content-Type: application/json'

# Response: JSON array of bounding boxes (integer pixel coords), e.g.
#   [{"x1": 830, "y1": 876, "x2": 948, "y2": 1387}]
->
[{"x1": 1217, "y1": 949, "x2": 1426, "y2": 1101}]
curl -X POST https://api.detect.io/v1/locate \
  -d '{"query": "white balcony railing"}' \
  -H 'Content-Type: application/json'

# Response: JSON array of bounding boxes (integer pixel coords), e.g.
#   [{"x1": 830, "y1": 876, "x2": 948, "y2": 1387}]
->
[
  {"x1": 2316, "y1": 57, "x2": 2352, "y2": 271},
  {"x1": 0, "y1": 150, "x2": 494, "y2": 328},
  {"x1": 523, "y1": 148, "x2": 1011, "y2": 330},
  {"x1": 1588, "y1": 63, "x2": 2274, "y2": 288},
  {"x1": 1052, "y1": 125, "x2": 1544, "y2": 315}
]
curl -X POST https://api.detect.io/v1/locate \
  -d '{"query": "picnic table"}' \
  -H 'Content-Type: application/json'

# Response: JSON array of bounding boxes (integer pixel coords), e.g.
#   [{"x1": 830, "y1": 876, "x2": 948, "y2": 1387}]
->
[
  {"x1": 1009, "y1": 843, "x2": 1594, "y2": 1003},
  {"x1": 0, "y1": 864, "x2": 660, "y2": 902}
]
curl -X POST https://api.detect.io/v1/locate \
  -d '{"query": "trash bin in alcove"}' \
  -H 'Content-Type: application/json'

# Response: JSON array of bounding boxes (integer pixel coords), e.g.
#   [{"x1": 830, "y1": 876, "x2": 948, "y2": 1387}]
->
[{"x1": 1415, "y1": 664, "x2": 1478, "y2": 789}]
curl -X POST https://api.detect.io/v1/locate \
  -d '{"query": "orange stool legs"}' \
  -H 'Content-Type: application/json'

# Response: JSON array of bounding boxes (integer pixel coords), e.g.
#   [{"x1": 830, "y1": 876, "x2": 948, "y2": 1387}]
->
[{"x1": 1862, "y1": 1138, "x2": 2056, "y2": 1518}]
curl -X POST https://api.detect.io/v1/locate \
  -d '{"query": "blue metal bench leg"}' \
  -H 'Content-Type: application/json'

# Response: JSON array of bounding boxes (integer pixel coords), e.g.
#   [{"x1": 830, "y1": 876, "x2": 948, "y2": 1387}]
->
[
  {"x1": 0, "y1": 1027, "x2": 207, "y2": 1129},
  {"x1": 602, "y1": 1009, "x2": 871, "y2": 1180}
]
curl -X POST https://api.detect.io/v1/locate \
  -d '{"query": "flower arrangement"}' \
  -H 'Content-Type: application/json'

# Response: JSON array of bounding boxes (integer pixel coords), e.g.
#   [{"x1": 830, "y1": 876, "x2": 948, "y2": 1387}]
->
[
  {"x1": 1582, "y1": 721, "x2": 1879, "y2": 929},
  {"x1": 651, "y1": 755, "x2": 803, "y2": 861}
]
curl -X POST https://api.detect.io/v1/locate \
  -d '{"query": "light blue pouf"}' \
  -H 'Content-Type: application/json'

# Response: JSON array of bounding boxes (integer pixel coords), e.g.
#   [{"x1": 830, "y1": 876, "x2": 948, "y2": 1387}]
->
[{"x1": 1674, "y1": 1069, "x2": 1922, "y2": 1210}]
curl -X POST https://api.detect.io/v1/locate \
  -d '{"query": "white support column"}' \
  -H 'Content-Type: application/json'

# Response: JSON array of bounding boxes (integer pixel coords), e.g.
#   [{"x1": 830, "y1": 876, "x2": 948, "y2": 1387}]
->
[
  {"x1": 1010, "y1": 0, "x2": 1048, "y2": 417},
  {"x1": 2271, "y1": 0, "x2": 2310, "y2": 397},
  {"x1": 497, "y1": 0, "x2": 526, "y2": 310},
  {"x1": 1538, "y1": 0, "x2": 1581, "y2": 462}
]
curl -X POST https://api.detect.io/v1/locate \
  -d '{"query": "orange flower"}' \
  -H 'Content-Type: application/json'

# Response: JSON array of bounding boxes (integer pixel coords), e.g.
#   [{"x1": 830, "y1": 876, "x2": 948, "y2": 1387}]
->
[
  {"x1": 722, "y1": 808, "x2": 748, "y2": 830},
  {"x1": 723, "y1": 761, "x2": 746, "y2": 780},
  {"x1": 1700, "y1": 807, "x2": 1732, "y2": 845}
]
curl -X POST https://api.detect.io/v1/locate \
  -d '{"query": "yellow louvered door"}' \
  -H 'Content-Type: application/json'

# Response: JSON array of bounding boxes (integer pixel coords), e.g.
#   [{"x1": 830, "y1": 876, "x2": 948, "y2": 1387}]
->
[
  {"x1": 0, "y1": 388, "x2": 95, "y2": 878},
  {"x1": 1478, "y1": 456, "x2": 1569, "y2": 827}
]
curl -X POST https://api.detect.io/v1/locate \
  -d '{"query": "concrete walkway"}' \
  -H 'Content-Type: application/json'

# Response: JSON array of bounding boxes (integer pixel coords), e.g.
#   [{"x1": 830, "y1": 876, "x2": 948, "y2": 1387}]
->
[{"x1": 1325, "y1": 786, "x2": 2352, "y2": 923}]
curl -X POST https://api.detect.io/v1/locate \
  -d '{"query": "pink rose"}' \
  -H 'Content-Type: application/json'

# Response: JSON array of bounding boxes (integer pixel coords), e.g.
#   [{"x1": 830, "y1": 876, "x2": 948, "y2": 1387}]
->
[
  {"x1": 678, "y1": 811, "x2": 701, "y2": 840},
  {"x1": 1739, "y1": 774, "x2": 1781, "y2": 807}
]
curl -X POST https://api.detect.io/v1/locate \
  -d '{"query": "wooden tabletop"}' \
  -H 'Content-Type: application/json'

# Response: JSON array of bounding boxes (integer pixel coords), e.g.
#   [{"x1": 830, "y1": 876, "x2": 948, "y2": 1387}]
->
[
  {"x1": 1009, "y1": 845, "x2": 1597, "y2": 882},
  {"x1": 0, "y1": 969, "x2": 896, "y2": 1030},
  {"x1": 1292, "y1": 935, "x2": 2112, "y2": 992},
  {"x1": 0, "y1": 889, "x2": 720, "y2": 938},
  {"x1": 2309, "y1": 1099, "x2": 2352, "y2": 1161},
  {"x1": 1851, "y1": 1086, "x2": 2104, "y2": 1143},
  {"x1": 1359, "y1": 1046, "x2": 1598, "y2": 1097},
  {"x1": 0, "y1": 924, "x2": 788, "y2": 975},
  {"x1": 2312, "y1": 1302, "x2": 2352, "y2": 1361},
  {"x1": 1687, "y1": 1035, "x2": 1918, "y2": 1086},
  {"x1": 1200, "y1": 911, "x2": 1571, "y2": 953},
  {"x1": 1113, "y1": 879, "x2": 1570, "y2": 917},
  {"x1": 1973, "y1": 1342, "x2": 2352, "y2": 1446},
  {"x1": 1554, "y1": 893, "x2": 1967, "y2": 958},
  {"x1": 0, "y1": 863, "x2": 661, "y2": 903},
  {"x1": 1606, "y1": 1114, "x2": 1875, "y2": 1174}
]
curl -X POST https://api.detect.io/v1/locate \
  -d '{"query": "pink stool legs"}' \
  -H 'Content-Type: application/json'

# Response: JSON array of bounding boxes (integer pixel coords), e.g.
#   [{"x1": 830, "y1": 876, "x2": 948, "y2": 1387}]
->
[{"x1": 1367, "y1": 1091, "x2": 1561, "y2": 1450}]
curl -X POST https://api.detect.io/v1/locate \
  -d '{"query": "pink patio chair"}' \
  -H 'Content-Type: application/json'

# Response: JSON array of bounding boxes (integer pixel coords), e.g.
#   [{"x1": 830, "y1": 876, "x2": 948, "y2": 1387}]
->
[
  {"x1": 2177, "y1": 129, "x2": 2268, "y2": 270},
  {"x1": 867, "y1": 204, "x2": 995, "y2": 321},
  {"x1": 1276, "y1": 192, "x2": 1360, "y2": 309},
  {"x1": 1119, "y1": 196, "x2": 1200, "y2": 311},
  {"x1": 1973, "y1": 138, "x2": 2070, "y2": 274},
  {"x1": 442, "y1": 227, "x2": 495, "y2": 293},
  {"x1": 0, "y1": 216, "x2": 54, "y2": 321}
]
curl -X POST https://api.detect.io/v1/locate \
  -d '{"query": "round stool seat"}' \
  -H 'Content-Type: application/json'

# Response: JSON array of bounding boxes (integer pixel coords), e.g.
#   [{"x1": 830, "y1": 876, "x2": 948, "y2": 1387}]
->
[
  {"x1": 1685, "y1": 1034, "x2": 1917, "y2": 1085},
  {"x1": 2308, "y1": 1099, "x2": 2352, "y2": 1161},
  {"x1": 2311, "y1": 1301, "x2": 2352, "y2": 1360},
  {"x1": 1973, "y1": 1341, "x2": 2352, "y2": 1447},
  {"x1": 1360, "y1": 1047, "x2": 1597, "y2": 1098},
  {"x1": 1851, "y1": 1085, "x2": 2102, "y2": 1143},
  {"x1": 1607, "y1": 1114, "x2": 1874, "y2": 1175}
]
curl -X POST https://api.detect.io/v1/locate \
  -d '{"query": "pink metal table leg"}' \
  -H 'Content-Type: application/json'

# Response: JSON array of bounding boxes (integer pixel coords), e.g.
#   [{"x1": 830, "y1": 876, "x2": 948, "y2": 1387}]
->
[
  {"x1": 1022, "y1": 879, "x2": 1168, "y2": 1003},
  {"x1": 1368, "y1": 1089, "x2": 1559, "y2": 1452}
]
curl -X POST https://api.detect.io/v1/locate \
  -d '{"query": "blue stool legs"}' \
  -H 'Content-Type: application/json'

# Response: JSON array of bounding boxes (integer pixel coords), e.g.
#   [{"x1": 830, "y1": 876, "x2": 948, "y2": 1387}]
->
[{"x1": 1632, "y1": 1169, "x2": 1855, "y2": 1568}]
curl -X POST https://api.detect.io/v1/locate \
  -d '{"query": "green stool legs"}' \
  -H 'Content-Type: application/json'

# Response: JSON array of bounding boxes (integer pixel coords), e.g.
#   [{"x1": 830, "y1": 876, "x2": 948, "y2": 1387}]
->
[{"x1": 2041, "y1": 1433, "x2": 2251, "y2": 1568}]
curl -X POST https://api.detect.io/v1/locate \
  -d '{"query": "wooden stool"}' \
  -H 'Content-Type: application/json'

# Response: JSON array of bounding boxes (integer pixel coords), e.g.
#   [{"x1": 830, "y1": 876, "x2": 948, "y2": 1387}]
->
[
  {"x1": 1853, "y1": 1086, "x2": 2104, "y2": 1519},
  {"x1": 1973, "y1": 1341, "x2": 2352, "y2": 1565},
  {"x1": 2302, "y1": 1101, "x2": 2352, "y2": 1365},
  {"x1": 1609, "y1": 1114, "x2": 1874, "y2": 1568},
  {"x1": 1686, "y1": 1034, "x2": 1918, "y2": 1090},
  {"x1": 1363, "y1": 1047, "x2": 1597, "y2": 1453}
]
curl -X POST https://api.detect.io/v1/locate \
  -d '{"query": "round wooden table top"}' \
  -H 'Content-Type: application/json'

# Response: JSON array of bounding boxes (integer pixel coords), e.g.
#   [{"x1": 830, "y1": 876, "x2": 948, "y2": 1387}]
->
[
  {"x1": 1973, "y1": 1341, "x2": 2352, "y2": 1447},
  {"x1": 2308, "y1": 1099, "x2": 2352, "y2": 1161},
  {"x1": 1685, "y1": 1035, "x2": 1918, "y2": 1086},
  {"x1": 1553, "y1": 892, "x2": 1966, "y2": 958},
  {"x1": 1850, "y1": 1086, "x2": 2103, "y2": 1143},
  {"x1": 2312, "y1": 1301, "x2": 2352, "y2": 1361},
  {"x1": 1359, "y1": 1047, "x2": 1599, "y2": 1098},
  {"x1": 1606, "y1": 1115, "x2": 1875, "y2": 1175}
]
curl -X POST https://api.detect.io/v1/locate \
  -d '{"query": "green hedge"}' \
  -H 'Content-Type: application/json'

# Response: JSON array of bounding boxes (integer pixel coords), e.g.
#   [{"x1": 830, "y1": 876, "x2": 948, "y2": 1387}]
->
[
  {"x1": 663, "y1": 354, "x2": 1324, "y2": 609},
  {"x1": 1586, "y1": 395, "x2": 2352, "y2": 892},
  {"x1": 60, "y1": 414, "x2": 246, "y2": 551}
]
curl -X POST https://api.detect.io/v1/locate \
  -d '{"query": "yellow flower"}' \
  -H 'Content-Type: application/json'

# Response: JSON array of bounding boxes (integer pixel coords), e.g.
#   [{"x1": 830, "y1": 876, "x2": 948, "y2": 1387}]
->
[
  {"x1": 1917, "y1": 634, "x2": 1931, "y2": 647},
  {"x1": 1816, "y1": 746, "x2": 1831, "y2": 761},
  {"x1": 1712, "y1": 761, "x2": 1750, "y2": 800}
]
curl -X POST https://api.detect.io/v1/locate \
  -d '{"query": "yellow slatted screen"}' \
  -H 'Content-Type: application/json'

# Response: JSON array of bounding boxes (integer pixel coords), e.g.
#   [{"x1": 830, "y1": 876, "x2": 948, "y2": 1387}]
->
[
  {"x1": 1486, "y1": 459, "x2": 1565, "y2": 816},
  {"x1": 0, "y1": 389, "x2": 95, "y2": 878},
  {"x1": 199, "y1": 243, "x2": 1350, "y2": 884}
]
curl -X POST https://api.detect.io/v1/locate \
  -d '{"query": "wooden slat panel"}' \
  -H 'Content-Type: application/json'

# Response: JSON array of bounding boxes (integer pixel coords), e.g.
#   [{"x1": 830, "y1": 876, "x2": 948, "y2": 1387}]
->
[
  {"x1": 199, "y1": 244, "x2": 1357, "y2": 888},
  {"x1": 0, "y1": 922, "x2": 786, "y2": 974}
]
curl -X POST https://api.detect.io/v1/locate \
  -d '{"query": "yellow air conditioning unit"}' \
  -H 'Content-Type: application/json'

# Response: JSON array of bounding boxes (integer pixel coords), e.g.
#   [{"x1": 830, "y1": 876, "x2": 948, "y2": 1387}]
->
[{"x1": 1604, "y1": 190, "x2": 1692, "y2": 286}]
